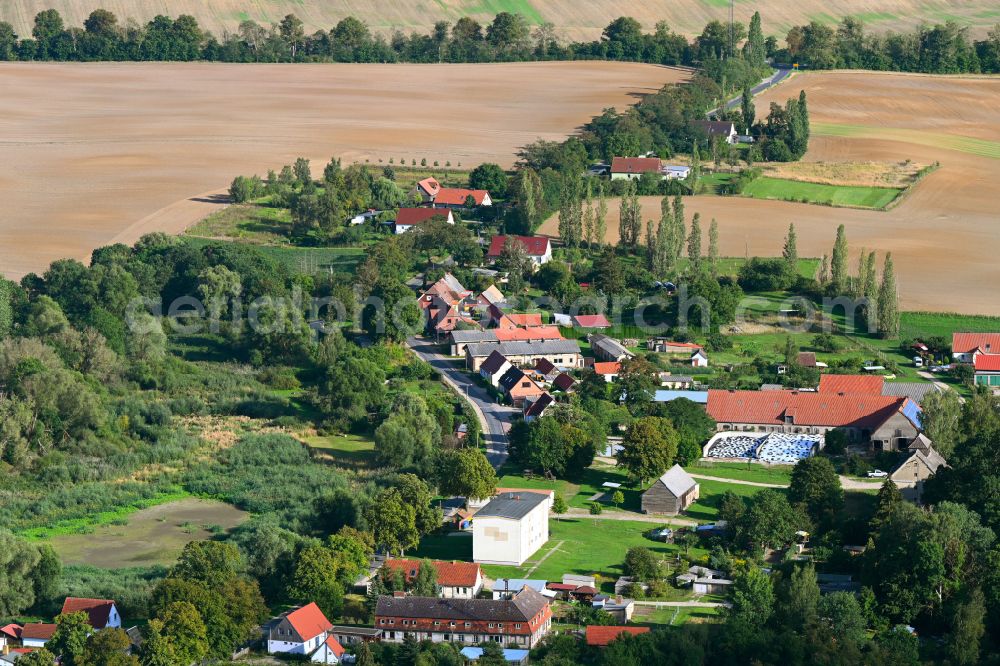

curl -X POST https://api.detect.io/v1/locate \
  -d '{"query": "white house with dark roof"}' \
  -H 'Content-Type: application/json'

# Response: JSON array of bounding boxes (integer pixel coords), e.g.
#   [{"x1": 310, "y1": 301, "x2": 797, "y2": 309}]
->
[
  {"x1": 479, "y1": 350, "x2": 513, "y2": 387},
  {"x1": 641, "y1": 465, "x2": 699, "y2": 515},
  {"x1": 473, "y1": 492, "x2": 550, "y2": 566}
]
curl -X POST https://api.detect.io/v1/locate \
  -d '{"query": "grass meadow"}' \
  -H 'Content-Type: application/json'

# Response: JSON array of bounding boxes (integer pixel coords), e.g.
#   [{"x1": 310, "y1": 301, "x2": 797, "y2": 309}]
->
[{"x1": 742, "y1": 176, "x2": 902, "y2": 209}]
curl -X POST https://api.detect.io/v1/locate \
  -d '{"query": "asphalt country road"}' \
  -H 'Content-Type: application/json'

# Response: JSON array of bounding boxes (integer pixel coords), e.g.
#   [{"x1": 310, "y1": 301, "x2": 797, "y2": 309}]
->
[
  {"x1": 717, "y1": 67, "x2": 793, "y2": 115},
  {"x1": 407, "y1": 336, "x2": 516, "y2": 468}
]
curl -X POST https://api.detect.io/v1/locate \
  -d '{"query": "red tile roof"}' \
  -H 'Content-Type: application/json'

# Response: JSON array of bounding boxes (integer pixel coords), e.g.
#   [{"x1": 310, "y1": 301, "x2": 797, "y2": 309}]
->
[
  {"x1": 546, "y1": 583, "x2": 577, "y2": 591},
  {"x1": 20, "y1": 624, "x2": 57, "y2": 641},
  {"x1": 818, "y1": 374, "x2": 885, "y2": 396},
  {"x1": 434, "y1": 188, "x2": 489, "y2": 206},
  {"x1": 322, "y1": 635, "x2": 345, "y2": 658},
  {"x1": 493, "y1": 326, "x2": 563, "y2": 342},
  {"x1": 586, "y1": 625, "x2": 650, "y2": 646},
  {"x1": 505, "y1": 313, "x2": 543, "y2": 327},
  {"x1": 61, "y1": 598, "x2": 116, "y2": 628},
  {"x1": 0, "y1": 624, "x2": 22, "y2": 640},
  {"x1": 707, "y1": 389, "x2": 911, "y2": 429},
  {"x1": 417, "y1": 177, "x2": 441, "y2": 197},
  {"x1": 383, "y1": 560, "x2": 482, "y2": 588},
  {"x1": 395, "y1": 207, "x2": 452, "y2": 227},
  {"x1": 285, "y1": 602, "x2": 333, "y2": 642},
  {"x1": 486, "y1": 235, "x2": 551, "y2": 258},
  {"x1": 975, "y1": 354, "x2": 1000, "y2": 371},
  {"x1": 661, "y1": 341, "x2": 703, "y2": 350},
  {"x1": 953, "y1": 333, "x2": 1000, "y2": 354},
  {"x1": 610, "y1": 157, "x2": 662, "y2": 175},
  {"x1": 573, "y1": 314, "x2": 611, "y2": 328},
  {"x1": 593, "y1": 361, "x2": 621, "y2": 375}
]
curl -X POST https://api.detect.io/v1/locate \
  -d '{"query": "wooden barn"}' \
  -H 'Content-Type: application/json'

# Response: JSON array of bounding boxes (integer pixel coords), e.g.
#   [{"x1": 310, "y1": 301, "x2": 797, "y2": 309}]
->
[{"x1": 641, "y1": 465, "x2": 699, "y2": 515}]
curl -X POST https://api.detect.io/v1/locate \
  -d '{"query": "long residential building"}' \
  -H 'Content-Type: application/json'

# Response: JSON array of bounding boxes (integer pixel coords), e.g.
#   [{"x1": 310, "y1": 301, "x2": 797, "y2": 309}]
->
[
  {"x1": 706, "y1": 389, "x2": 922, "y2": 451},
  {"x1": 375, "y1": 587, "x2": 552, "y2": 648},
  {"x1": 465, "y1": 340, "x2": 582, "y2": 372},
  {"x1": 381, "y1": 560, "x2": 484, "y2": 599}
]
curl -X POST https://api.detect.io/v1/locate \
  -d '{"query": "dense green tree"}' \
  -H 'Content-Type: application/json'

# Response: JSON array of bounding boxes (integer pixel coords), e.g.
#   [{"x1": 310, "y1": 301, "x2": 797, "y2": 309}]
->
[
  {"x1": 158, "y1": 602, "x2": 208, "y2": 666},
  {"x1": 0, "y1": 528, "x2": 42, "y2": 616},
  {"x1": 17, "y1": 650, "x2": 56, "y2": 666},
  {"x1": 468, "y1": 163, "x2": 508, "y2": 196},
  {"x1": 775, "y1": 563, "x2": 820, "y2": 630},
  {"x1": 437, "y1": 447, "x2": 498, "y2": 500},
  {"x1": 818, "y1": 591, "x2": 867, "y2": 650},
  {"x1": 789, "y1": 456, "x2": 843, "y2": 526},
  {"x1": 288, "y1": 545, "x2": 345, "y2": 619},
  {"x1": 618, "y1": 356, "x2": 656, "y2": 414},
  {"x1": 364, "y1": 487, "x2": 419, "y2": 555},
  {"x1": 623, "y1": 546, "x2": 661, "y2": 581},
  {"x1": 729, "y1": 565, "x2": 774, "y2": 627},
  {"x1": 919, "y1": 389, "x2": 962, "y2": 457},
  {"x1": 49, "y1": 611, "x2": 91, "y2": 666},
  {"x1": 413, "y1": 560, "x2": 439, "y2": 597},
  {"x1": 374, "y1": 393, "x2": 441, "y2": 471},
  {"x1": 617, "y1": 417, "x2": 678, "y2": 485}
]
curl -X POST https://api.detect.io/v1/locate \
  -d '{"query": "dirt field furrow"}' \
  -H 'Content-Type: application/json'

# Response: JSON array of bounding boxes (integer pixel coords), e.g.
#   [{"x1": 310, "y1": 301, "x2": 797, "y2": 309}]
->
[{"x1": 0, "y1": 61, "x2": 686, "y2": 279}]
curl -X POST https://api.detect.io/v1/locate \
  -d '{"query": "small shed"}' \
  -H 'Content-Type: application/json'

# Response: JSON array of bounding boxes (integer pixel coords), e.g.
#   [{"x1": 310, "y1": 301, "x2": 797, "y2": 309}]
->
[{"x1": 641, "y1": 465, "x2": 699, "y2": 515}]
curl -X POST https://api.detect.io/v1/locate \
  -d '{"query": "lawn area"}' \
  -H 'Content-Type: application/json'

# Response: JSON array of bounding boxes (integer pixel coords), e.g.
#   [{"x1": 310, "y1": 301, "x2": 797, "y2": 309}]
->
[
  {"x1": 686, "y1": 478, "x2": 778, "y2": 522},
  {"x1": 181, "y1": 236, "x2": 366, "y2": 275},
  {"x1": 632, "y1": 604, "x2": 722, "y2": 627},
  {"x1": 415, "y1": 518, "x2": 705, "y2": 589},
  {"x1": 900, "y1": 311, "x2": 1000, "y2": 341},
  {"x1": 302, "y1": 432, "x2": 376, "y2": 468},
  {"x1": 685, "y1": 461, "x2": 793, "y2": 486},
  {"x1": 742, "y1": 176, "x2": 901, "y2": 209},
  {"x1": 185, "y1": 202, "x2": 291, "y2": 243},
  {"x1": 499, "y1": 464, "x2": 645, "y2": 513},
  {"x1": 41, "y1": 498, "x2": 248, "y2": 568}
]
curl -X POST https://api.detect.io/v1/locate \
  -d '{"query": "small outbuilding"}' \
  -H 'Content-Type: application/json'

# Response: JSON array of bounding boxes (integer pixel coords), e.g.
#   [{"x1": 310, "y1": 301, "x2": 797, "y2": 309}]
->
[{"x1": 641, "y1": 465, "x2": 699, "y2": 515}]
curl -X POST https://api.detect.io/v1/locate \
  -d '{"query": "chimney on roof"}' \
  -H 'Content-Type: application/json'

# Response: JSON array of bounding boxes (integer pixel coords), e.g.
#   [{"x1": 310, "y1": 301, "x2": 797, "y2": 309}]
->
[{"x1": 393, "y1": 591, "x2": 406, "y2": 598}]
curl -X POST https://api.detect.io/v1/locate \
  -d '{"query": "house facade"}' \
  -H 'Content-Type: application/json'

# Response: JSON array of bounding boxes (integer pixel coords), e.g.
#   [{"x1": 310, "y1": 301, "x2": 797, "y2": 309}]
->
[
  {"x1": 268, "y1": 603, "x2": 340, "y2": 662},
  {"x1": 479, "y1": 350, "x2": 512, "y2": 386},
  {"x1": 393, "y1": 208, "x2": 454, "y2": 234},
  {"x1": 473, "y1": 492, "x2": 550, "y2": 566},
  {"x1": 641, "y1": 465, "x2": 699, "y2": 515},
  {"x1": 609, "y1": 157, "x2": 661, "y2": 181},
  {"x1": 61, "y1": 598, "x2": 122, "y2": 630},
  {"x1": 375, "y1": 588, "x2": 551, "y2": 648},
  {"x1": 952, "y1": 332, "x2": 1000, "y2": 363},
  {"x1": 465, "y1": 340, "x2": 583, "y2": 372},
  {"x1": 382, "y1": 560, "x2": 484, "y2": 599},
  {"x1": 497, "y1": 367, "x2": 546, "y2": 408},
  {"x1": 974, "y1": 354, "x2": 1000, "y2": 388},
  {"x1": 486, "y1": 236, "x2": 552, "y2": 266}
]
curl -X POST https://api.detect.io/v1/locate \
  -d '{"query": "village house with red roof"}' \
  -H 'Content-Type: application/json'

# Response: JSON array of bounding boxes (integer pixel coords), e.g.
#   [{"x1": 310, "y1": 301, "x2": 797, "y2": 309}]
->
[
  {"x1": 392, "y1": 207, "x2": 454, "y2": 234},
  {"x1": 952, "y1": 332, "x2": 1000, "y2": 363},
  {"x1": 585, "y1": 625, "x2": 650, "y2": 647},
  {"x1": 485, "y1": 235, "x2": 552, "y2": 266},
  {"x1": 20, "y1": 624, "x2": 56, "y2": 649},
  {"x1": 411, "y1": 177, "x2": 492, "y2": 208},
  {"x1": 381, "y1": 560, "x2": 484, "y2": 599},
  {"x1": 974, "y1": 354, "x2": 1000, "y2": 389},
  {"x1": 61, "y1": 598, "x2": 122, "y2": 630},
  {"x1": 267, "y1": 602, "x2": 345, "y2": 664}
]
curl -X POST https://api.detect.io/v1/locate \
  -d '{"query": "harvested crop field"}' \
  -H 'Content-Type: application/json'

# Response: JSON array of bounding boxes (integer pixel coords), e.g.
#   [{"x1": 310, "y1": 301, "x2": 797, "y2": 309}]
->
[
  {"x1": 0, "y1": 61, "x2": 682, "y2": 279},
  {"x1": 44, "y1": 498, "x2": 248, "y2": 568},
  {"x1": 4, "y1": 1, "x2": 999, "y2": 40},
  {"x1": 542, "y1": 71, "x2": 1000, "y2": 315}
]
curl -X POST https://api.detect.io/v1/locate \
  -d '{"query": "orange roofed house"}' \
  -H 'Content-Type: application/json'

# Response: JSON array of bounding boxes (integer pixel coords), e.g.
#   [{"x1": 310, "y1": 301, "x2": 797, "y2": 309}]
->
[
  {"x1": 953, "y1": 333, "x2": 1000, "y2": 363},
  {"x1": 60, "y1": 597, "x2": 121, "y2": 630},
  {"x1": 585, "y1": 625, "x2": 650, "y2": 647},
  {"x1": 375, "y1": 587, "x2": 552, "y2": 648},
  {"x1": 393, "y1": 207, "x2": 454, "y2": 234},
  {"x1": 381, "y1": 560, "x2": 484, "y2": 599},
  {"x1": 268, "y1": 603, "x2": 346, "y2": 664},
  {"x1": 706, "y1": 389, "x2": 923, "y2": 451},
  {"x1": 486, "y1": 236, "x2": 552, "y2": 267}
]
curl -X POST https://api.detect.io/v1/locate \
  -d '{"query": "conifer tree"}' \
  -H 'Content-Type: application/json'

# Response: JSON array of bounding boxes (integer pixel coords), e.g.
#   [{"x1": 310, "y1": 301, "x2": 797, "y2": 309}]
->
[{"x1": 746, "y1": 11, "x2": 766, "y2": 66}]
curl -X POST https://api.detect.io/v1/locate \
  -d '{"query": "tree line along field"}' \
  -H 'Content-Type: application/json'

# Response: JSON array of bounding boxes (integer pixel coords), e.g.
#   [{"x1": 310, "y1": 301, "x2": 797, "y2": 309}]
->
[{"x1": 4, "y1": 0, "x2": 1000, "y2": 40}]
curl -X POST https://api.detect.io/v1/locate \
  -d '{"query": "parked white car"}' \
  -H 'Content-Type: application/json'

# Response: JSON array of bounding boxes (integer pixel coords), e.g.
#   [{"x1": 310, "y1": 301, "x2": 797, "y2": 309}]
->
[{"x1": 867, "y1": 469, "x2": 888, "y2": 478}]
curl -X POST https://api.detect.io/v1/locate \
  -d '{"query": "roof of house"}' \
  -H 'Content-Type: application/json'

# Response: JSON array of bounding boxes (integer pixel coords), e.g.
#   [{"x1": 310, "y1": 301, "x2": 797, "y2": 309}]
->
[
  {"x1": 524, "y1": 393, "x2": 555, "y2": 418},
  {"x1": 476, "y1": 491, "x2": 550, "y2": 520},
  {"x1": 61, "y1": 598, "x2": 116, "y2": 628},
  {"x1": 505, "y1": 313, "x2": 543, "y2": 327},
  {"x1": 552, "y1": 373, "x2": 575, "y2": 391},
  {"x1": 375, "y1": 587, "x2": 548, "y2": 623},
  {"x1": 20, "y1": 625, "x2": 57, "y2": 641},
  {"x1": 652, "y1": 464, "x2": 698, "y2": 497},
  {"x1": 480, "y1": 350, "x2": 511, "y2": 375},
  {"x1": 657, "y1": 341, "x2": 704, "y2": 350},
  {"x1": 691, "y1": 119, "x2": 736, "y2": 135},
  {"x1": 893, "y1": 445, "x2": 947, "y2": 478},
  {"x1": 573, "y1": 314, "x2": 612, "y2": 328},
  {"x1": 953, "y1": 332, "x2": 1000, "y2": 354},
  {"x1": 974, "y1": 354, "x2": 1000, "y2": 372},
  {"x1": 466, "y1": 340, "x2": 581, "y2": 358},
  {"x1": 661, "y1": 374, "x2": 694, "y2": 383},
  {"x1": 383, "y1": 560, "x2": 482, "y2": 588},
  {"x1": 283, "y1": 602, "x2": 334, "y2": 642},
  {"x1": 797, "y1": 352, "x2": 817, "y2": 367},
  {"x1": 590, "y1": 334, "x2": 632, "y2": 359},
  {"x1": 434, "y1": 188, "x2": 490, "y2": 206},
  {"x1": 479, "y1": 285, "x2": 505, "y2": 305},
  {"x1": 453, "y1": 329, "x2": 497, "y2": 345},
  {"x1": 395, "y1": 207, "x2": 451, "y2": 226},
  {"x1": 818, "y1": 374, "x2": 885, "y2": 395},
  {"x1": 585, "y1": 625, "x2": 650, "y2": 646},
  {"x1": 493, "y1": 326, "x2": 563, "y2": 343},
  {"x1": 417, "y1": 177, "x2": 441, "y2": 196},
  {"x1": 881, "y1": 381, "x2": 940, "y2": 404},
  {"x1": 493, "y1": 579, "x2": 547, "y2": 593},
  {"x1": 610, "y1": 157, "x2": 661, "y2": 174},
  {"x1": 486, "y1": 235, "x2": 551, "y2": 258},
  {"x1": 497, "y1": 366, "x2": 527, "y2": 393},
  {"x1": 318, "y1": 635, "x2": 345, "y2": 659},
  {"x1": 593, "y1": 361, "x2": 621, "y2": 375},
  {"x1": 0, "y1": 625, "x2": 22, "y2": 640},
  {"x1": 534, "y1": 358, "x2": 557, "y2": 374},
  {"x1": 707, "y1": 389, "x2": 917, "y2": 429}
]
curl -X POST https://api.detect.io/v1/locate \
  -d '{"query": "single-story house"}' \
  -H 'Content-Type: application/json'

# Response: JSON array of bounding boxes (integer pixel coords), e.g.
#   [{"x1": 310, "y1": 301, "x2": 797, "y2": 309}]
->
[
  {"x1": 952, "y1": 332, "x2": 1000, "y2": 363},
  {"x1": 610, "y1": 156, "x2": 662, "y2": 181},
  {"x1": 450, "y1": 330, "x2": 498, "y2": 357},
  {"x1": 497, "y1": 367, "x2": 546, "y2": 407},
  {"x1": 523, "y1": 393, "x2": 555, "y2": 422},
  {"x1": 433, "y1": 188, "x2": 492, "y2": 208},
  {"x1": 393, "y1": 207, "x2": 454, "y2": 234},
  {"x1": 465, "y1": 340, "x2": 583, "y2": 372},
  {"x1": 20, "y1": 625, "x2": 56, "y2": 649},
  {"x1": 479, "y1": 350, "x2": 512, "y2": 387},
  {"x1": 562, "y1": 574, "x2": 597, "y2": 588},
  {"x1": 486, "y1": 235, "x2": 552, "y2": 266},
  {"x1": 585, "y1": 625, "x2": 650, "y2": 647},
  {"x1": 974, "y1": 354, "x2": 1000, "y2": 389},
  {"x1": 459, "y1": 647, "x2": 529, "y2": 665},
  {"x1": 796, "y1": 352, "x2": 828, "y2": 368},
  {"x1": 591, "y1": 595, "x2": 635, "y2": 622},
  {"x1": 690, "y1": 349, "x2": 709, "y2": 368},
  {"x1": 690, "y1": 120, "x2": 738, "y2": 144},
  {"x1": 641, "y1": 465, "x2": 699, "y2": 515},
  {"x1": 659, "y1": 374, "x2": 694, "y2": 389},
  {"x1": 594, "y1": 361, "x2": 621, "y2": 382},
  {"x1": 572, "y1": 314, "x2": 611, "y2": 329},
  {"x1": 382, "y1": 560, "x2": 484, "y2": 599},
  {"x1": 61, "y1": 597, "x2": 122, "y2": 630},
  {"x1": 663, "y1": 165, "x2": 691, "y2": 180},
  {"x1": 590, "y1": 334, "x2": 634, "y2": 363}
]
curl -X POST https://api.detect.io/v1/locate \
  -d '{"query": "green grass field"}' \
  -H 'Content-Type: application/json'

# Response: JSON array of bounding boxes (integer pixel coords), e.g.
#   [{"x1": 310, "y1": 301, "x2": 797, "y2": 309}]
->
[
  {"x1": 686, "y1": 478, "x2": 778, "y2": 522},
  {"x1": 685, "y1": 461, "x2": 793, "y2": 486},
  {"x1": 181, "y1": 236, "x2": 366, "y2": 275},
  {"x1": 302, "y1": 433, "x2": 376, "y2": 468},
  {"x1": 742, "y1": 176, "x2": 901, "y2": 209}
]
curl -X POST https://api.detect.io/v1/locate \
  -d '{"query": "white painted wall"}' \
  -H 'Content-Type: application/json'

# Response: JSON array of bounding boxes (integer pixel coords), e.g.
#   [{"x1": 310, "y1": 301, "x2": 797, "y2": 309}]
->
[{"x1": 473, "y1": 504, "x2": 549, "y2": 566}]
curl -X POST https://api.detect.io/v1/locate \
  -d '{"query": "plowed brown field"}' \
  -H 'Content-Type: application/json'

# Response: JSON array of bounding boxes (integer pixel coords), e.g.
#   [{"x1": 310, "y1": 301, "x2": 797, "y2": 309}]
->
[
  {"x1": 541, "y1": 71, "x2": 1000, "y2": 315},
  {"x1": 0, "y1": 61, "x2": 684, "y2": 279}
]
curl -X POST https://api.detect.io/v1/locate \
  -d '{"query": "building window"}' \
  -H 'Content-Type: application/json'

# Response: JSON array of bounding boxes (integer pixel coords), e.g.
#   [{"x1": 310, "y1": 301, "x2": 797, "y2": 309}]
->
[
  {"x1": 465, "y1": 622, "x2": 471, "y2": 628},
  {"x1": 515, "y1": 624, "x2": 521, "y2": 629}
]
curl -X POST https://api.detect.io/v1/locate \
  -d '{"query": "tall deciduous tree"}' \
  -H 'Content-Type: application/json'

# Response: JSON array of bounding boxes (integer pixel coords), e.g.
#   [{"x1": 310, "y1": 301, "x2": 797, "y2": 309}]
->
[
  {"x1": 708, "y1": 218, "x2": 719, "y2": 277},
  {"x1": 783, "y1": 223, "x2": 798, "y2": 279},
  {"x1": 687, "y1": 212, "x2": 702, "y2": 273},
  {"x1": 830, "y1": 224, "x2": 848, "y2": 292},
  {"x1": 364, "y1": 488, "x2": 418, "y2": 556},
  {"x1": 618, "y1": 180, "x2": 642, "y2": 249},
  {"x1": 920, "y1": 390, "x2": 962, "y2": 457},
  {"x1": 49, "y1": 612, "x2": 91, "y2": 666},
  {"x1": 617, "y1": 417, "x2": 679, "y2": 485},
  {"x1": 877, "y1": 252, "x2": 900, "y2": 338},
  {"x1": 0, "y1": 529, "x2": 42, "y2": 617},
  {"x1": 789, "y1": 456, "x2": 843, "y2": 526},
  {"x1": 595, "y1": 183, "x2": 609, "y2": 248},
  {"x1": 437, "y1": 447, "x2": 498, "y2": 500},
  {"x1": 728, "y1": 565, "x2": 774, "y2": 627}
]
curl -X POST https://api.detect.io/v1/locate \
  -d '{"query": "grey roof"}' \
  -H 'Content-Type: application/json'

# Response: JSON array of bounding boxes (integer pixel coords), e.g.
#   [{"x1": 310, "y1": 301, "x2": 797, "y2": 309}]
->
[
  {"x1": 442, "y1": 273, "x2": 466, "y2": 293},
  {"x1": 497, "y1": 367, "x2": 527, "y2": 393},
  {"x1": 330, "y1": 626, "x2": 381, "y2": 637},
  {"x1": 524, "y1": 393, "x2": 554, "y2": 417},
  {"x1": 375, "y1": 587, "x2": 548, "y2": 622},
  {"x1": 467, "y1": 340, "x2": 581, "y2": 358},
  {"x1": 662, "y1": 375, "x2": 694, "y2": 383},
  {"x1": 451, "y1": 329, "x2": 496, "y2": 344},
  {"x1": 691, "y1": 119, "x2": 736, "y2": 135},
  {"x1": 480, "y1": 350, "x2": 510, "y2": 375},
  {"x1": 553, "y1": 373, "x2": 575, "y2": 391},
  {"x1": 476, "y1": 491, "x2": 549, "y2": 520},
  {"x1": 651, "y1": 464, "x2": 698, "y2": 497},
  {"x1": 893, "y1": 445, "x2": 947, "y2": 477},
  {"x1": 881, "y1": 381, "x2": 941, "y2": 404},
  {"x1": 590, "y1": 334, "x2": 632, "y2": 359},
  {"x1": 760, "y1": 383, "x2": 785, "y2": 391}
]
